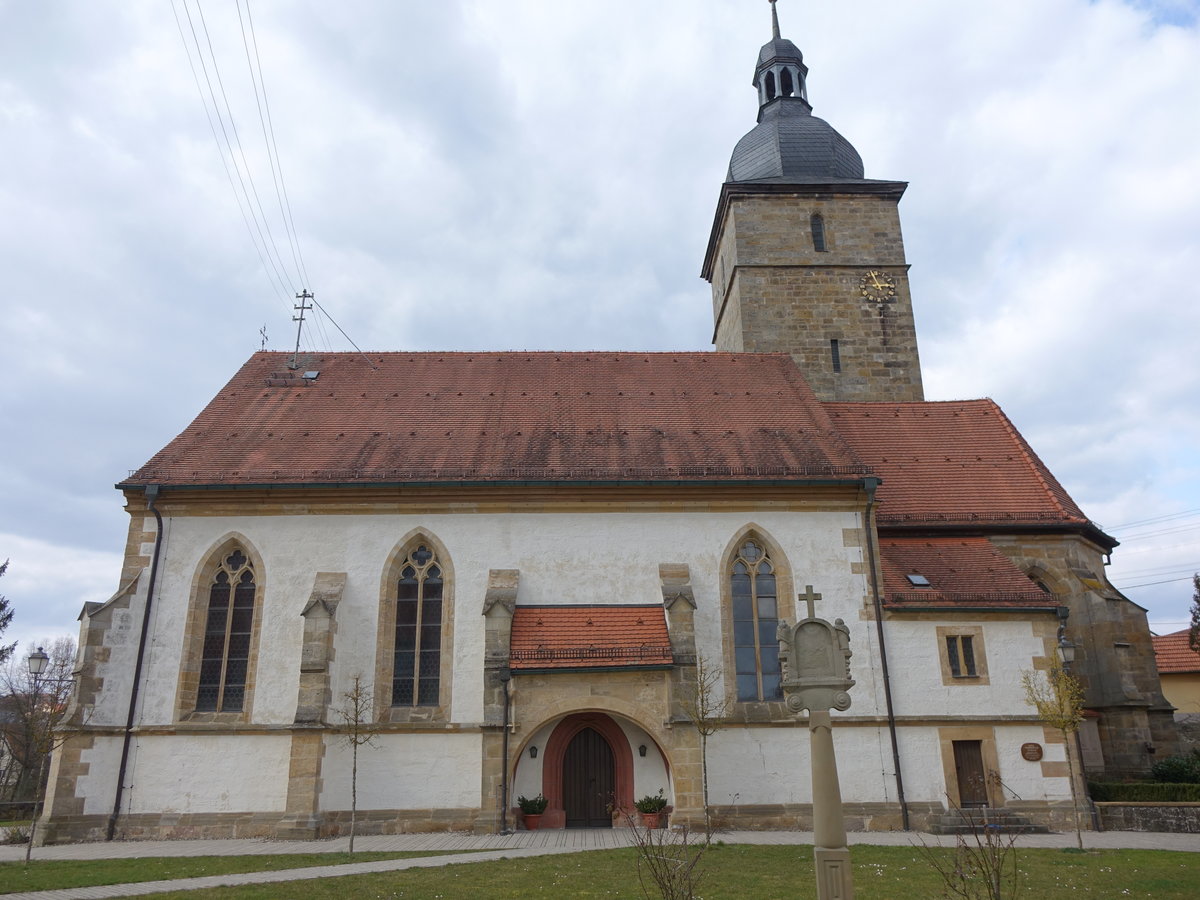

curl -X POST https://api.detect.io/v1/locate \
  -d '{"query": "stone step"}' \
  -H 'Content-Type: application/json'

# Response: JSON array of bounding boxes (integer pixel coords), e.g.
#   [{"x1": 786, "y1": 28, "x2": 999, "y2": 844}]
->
[{"x1": 928, "y1": 808, "x2": 1051, "y2": 835}]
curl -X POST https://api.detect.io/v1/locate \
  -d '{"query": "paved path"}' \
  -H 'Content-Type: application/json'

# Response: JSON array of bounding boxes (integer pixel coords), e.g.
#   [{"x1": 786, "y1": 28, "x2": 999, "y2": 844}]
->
[{"x1": 2, "y1": 829, "x2": 1196, "y2": 900}]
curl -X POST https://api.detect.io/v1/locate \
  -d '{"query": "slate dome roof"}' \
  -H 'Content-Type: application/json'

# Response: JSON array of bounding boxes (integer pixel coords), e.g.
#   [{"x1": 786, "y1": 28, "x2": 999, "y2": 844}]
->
[{"x1": 728, "y1": 99, "x2": 865, "y2": 182}]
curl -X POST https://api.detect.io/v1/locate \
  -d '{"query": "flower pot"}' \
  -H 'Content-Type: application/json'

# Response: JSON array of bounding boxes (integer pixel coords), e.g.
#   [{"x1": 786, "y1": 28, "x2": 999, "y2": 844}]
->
[
  {"x1": 639, "y1": 812, "x2": 662, "y2": 829},
  {"x1": 523, "y1": 813, "x2": 543, "y2": 830}
]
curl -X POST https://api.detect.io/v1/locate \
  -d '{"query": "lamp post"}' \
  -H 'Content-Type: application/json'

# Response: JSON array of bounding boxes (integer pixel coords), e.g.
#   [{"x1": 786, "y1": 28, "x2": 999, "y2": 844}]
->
[{"x1": 23, "y1": 647, "x2": 50, "y2": 864}]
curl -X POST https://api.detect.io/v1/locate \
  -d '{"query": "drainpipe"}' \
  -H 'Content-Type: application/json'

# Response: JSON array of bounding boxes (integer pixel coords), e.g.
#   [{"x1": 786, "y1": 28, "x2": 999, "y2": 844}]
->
[
  {"x1": 499, "y1": 668, "x2": 512, "y2": 834},
  {"x1": 863, "y1": 477, "x2": 910, "y2": 830},
  {"x1": 107, "y1": 486, "x2": 163, "y2": 841}
]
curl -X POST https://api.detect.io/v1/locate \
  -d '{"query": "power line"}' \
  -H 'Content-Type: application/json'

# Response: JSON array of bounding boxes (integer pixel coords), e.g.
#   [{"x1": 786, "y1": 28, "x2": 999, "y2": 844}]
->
[
  {"x1": 237, "y1": 0, "x2": 309, "y2": 292},
  {"x1": 1107, "y1": 507, "x2": 1200, "y2": 531},
  {"x1": 171, "y1": 0, "x2": 290, "y2": 310},
  {"x1": 192, "y1": 0, "x2": 297, "y2": 299},
  {"x1": 1119, "y1": 575, "x2": 1195, "y2": 590}
]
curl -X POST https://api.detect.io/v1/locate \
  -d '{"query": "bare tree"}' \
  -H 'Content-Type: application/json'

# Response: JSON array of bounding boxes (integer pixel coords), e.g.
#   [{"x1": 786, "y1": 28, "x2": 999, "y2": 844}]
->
[
  {"x1": 1021, "y1": 655, "x2": 1086, "y2": 850},
  {"x1": 0, "y1": 638, "x2": 77, "y2": 864},
  {"x1": 336, "y1": 674, "x2": 379, "y2": 855},
  {"x1": 676, "y1": 654, "x2": 729, "y2": 841},
  {"x1": 0, "y1": 560, "x2": 15, "y2": 667}
]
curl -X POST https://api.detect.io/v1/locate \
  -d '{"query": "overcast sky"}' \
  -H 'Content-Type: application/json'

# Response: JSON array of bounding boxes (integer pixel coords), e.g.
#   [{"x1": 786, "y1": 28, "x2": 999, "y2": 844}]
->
[{"x1": 2, "y1": 0, "x2": 1198, "y2": 657}]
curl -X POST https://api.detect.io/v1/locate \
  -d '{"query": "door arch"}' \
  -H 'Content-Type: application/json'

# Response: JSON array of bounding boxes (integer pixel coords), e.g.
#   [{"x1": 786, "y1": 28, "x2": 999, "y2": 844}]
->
[{"x1": 541, "y1": 712, "x2": 636, "y2": 828}]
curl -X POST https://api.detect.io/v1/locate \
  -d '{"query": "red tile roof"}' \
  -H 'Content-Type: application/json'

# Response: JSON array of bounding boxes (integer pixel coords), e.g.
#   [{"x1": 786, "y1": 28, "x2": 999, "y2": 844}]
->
[
  {"x1": 879, "y1": 536, "x2": 1056, "y2": 609},
  {"x1": 825, "y1": 401, "x2": 1096, "y2": 532},
  {"x1": 1153, "y1": 629, "x2": 1200, "y2": 674},
  {"x1": 126, "y1": 352, "x2": 869, "y2": 486},
  {"x1": 509, "y1": 605, "x2": 673, "y2": 670}
]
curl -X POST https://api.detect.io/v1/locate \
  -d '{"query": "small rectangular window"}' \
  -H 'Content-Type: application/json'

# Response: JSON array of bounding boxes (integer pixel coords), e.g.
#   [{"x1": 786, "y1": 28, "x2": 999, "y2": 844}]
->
[
  {"x1": 830, "y1": 339, "x2": 841, "y2": 373},
  {"x1": 945, "y1": 635, "x2": 977, "y2": 677},
  {"x1": 810, "y1": 213, "x2": 827, "y2": 252}
]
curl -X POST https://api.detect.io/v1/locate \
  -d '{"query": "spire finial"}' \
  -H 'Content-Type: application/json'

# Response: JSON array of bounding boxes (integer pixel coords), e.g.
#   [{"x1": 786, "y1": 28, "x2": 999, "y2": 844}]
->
[{"x1": 770, "y1": 0, "x2": 781, "y2": 39}]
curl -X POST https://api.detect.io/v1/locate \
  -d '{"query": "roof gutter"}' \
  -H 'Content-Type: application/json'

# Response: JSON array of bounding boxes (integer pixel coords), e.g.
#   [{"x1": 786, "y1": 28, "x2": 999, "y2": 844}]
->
[
  {"x1": 107, "y1": 485, "x2": 163, "y2": 841},
  {"x1": 863, "y1": 477, "x2": 909, "y2": 831},
  {"x1": 116, "y1": 476, "x2": 873, "y2": 493}
]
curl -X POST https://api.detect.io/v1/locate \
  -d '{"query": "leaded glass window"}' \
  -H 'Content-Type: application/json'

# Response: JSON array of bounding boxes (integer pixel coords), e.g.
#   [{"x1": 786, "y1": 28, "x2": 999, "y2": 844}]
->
[
  {"x1": 731, "y1": 540, "x2": 781, "y2": 701},
  {"x1": 392, "y1": 544, "x2": 443, "y2": 706},
  {"x1": 197, "y1": 548, "x2": 256, "y2": 712}
]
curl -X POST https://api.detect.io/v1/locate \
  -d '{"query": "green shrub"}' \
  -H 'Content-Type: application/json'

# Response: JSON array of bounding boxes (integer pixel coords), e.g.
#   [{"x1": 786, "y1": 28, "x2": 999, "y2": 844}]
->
[
  {"x1": 1088, "y1": 781, "x2": 1200, "y2": 802},
  {"x1": 1151, "y1": 749, "x2": 1200, "y2": 784}
]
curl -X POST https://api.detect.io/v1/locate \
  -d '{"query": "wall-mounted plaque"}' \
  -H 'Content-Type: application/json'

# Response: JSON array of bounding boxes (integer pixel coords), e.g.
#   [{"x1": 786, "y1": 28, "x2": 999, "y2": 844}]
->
[{"x1": 1020, "y1": 742, "x2": 1044, "y2": 762}]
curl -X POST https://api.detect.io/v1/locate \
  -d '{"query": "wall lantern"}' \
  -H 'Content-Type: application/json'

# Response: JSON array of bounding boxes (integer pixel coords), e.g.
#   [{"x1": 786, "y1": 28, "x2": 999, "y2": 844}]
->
[
  {"x1": 638, "y1": 744, "x2": 647, "y2": 758},
  {"x1": 529, "y1": 745, "x2": 538, "y2": 759},
  {"x1": 1057, "y1": 639, "x2": 1076, "y2": 667}
]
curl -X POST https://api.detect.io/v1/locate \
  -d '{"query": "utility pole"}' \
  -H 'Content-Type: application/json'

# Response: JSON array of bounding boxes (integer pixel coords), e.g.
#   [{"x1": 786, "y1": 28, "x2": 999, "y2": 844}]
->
[{"x1": 290, "y1": 289, "x2": 313, "y2": 370}]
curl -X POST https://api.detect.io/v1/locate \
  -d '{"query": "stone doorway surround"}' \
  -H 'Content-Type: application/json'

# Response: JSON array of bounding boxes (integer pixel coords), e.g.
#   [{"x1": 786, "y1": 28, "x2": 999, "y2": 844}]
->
[{"x1": 540, "y1": 713, "x2": 634, "y2": 828}]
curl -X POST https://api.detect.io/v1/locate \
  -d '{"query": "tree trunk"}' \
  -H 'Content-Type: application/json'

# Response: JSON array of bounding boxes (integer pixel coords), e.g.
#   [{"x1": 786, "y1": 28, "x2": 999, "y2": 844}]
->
[
  {"x1": 349, "y1": 740, "x2": 358, "y2": 855},
  {"x1": 1065, "y1": 734, "x2": 1083, "y2": 850}
]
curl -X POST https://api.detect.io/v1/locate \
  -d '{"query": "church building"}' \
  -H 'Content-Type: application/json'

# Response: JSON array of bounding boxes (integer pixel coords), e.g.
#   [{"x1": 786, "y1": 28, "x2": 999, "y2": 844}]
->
[{"x1": 41, "y1": 7, "x2": 1179, "y2": 842}]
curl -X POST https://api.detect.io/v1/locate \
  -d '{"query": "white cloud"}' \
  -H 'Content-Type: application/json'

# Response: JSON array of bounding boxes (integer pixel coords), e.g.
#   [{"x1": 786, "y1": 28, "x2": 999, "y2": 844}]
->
[{"x1": 0, "y1": 0, "x2": 1197, "y2": 634}]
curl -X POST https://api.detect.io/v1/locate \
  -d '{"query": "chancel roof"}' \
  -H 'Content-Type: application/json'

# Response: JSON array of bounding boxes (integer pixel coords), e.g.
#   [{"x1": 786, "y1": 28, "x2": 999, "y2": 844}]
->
[
  {"x1": 878, "y1": 537, "x2": 1056, "y2": 610},
  {"x1": 825, "y1": 400, "x2": 1105, "y2": 541},
  {"x1": 124, "y1": 351, "x2": 868, "y2": 487}
]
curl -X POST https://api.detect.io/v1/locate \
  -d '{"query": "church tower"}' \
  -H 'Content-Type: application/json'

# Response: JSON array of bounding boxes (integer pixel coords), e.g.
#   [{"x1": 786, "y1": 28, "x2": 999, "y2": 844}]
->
[{"x1": 702, "y1": 2, "x2": 924, "y2": 403}]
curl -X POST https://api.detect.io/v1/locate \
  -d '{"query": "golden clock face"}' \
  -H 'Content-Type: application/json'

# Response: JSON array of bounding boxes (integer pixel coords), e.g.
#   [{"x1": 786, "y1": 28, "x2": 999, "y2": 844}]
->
[{"x1": 859, "y1": 270, "x2": 897, "y2": 302}]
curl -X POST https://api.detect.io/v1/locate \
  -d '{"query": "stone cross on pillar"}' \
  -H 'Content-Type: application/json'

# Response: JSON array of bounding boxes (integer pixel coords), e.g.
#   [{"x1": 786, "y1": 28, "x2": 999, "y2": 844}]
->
[{"x1": 777, "y1": 585, "x2": 856, "y2": 900}]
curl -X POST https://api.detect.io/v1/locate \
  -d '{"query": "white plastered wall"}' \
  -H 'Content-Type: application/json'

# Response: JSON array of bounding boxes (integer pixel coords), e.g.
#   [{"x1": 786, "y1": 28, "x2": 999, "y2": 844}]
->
[
  {"x1": 318, "y1": 733, "x2": 482, "y2": 811},
  {"x1": 122, "y1": 735, "x2": 291, "y2": 814}
]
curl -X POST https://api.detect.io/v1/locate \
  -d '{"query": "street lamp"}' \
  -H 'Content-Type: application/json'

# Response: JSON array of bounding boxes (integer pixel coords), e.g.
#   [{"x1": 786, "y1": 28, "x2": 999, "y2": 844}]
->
[
  {"x1": 27, "y1": 646, "x2": 49, "y2": 679},
  {"x1": 23, "y1": 646, "x2": 50, "y2": 862}
]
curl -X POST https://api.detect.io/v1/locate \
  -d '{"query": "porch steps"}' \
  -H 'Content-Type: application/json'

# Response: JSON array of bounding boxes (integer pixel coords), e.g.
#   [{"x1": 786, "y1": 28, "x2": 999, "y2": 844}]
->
[{"x1": 928, "y1": 808, "x2": 1050, "y2": 835}]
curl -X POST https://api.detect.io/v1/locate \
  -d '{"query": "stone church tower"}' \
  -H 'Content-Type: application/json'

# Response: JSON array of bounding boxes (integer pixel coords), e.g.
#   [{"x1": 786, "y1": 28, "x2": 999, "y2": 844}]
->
[{"x1": 702, "y1": 4, "x2": 924, "y2": 403}]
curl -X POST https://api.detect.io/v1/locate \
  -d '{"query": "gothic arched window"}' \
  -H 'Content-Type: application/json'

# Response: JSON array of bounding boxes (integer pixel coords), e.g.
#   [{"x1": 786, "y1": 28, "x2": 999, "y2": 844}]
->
[
  {"x1": 731, "y1": 539, "x2": 782, "y2": 701},
  {"x1": 780, "y1": 67, "x2": 795, "y2": 97},
  {"x1": 197, "y1": 548, "x2": 256, "y2": 712},
  {"x1": 764, "y1": 70, "x2": 777, "y2": 102},
  {"x1": 392, "y1": 543, "x2": 444, "y2": 707}
]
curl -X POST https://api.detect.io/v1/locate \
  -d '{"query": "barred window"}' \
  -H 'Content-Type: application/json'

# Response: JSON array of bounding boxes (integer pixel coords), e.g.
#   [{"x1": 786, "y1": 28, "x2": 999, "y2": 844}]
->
[
  {"x1": 731, "y1": 540, "x2": 782, "y2": 701},
  {"x1": 392, "y1": 544, "x2": 444, "y2": 706},
  {"x1": 197, "y1": 548, "x2": 256, "y2": 712}
]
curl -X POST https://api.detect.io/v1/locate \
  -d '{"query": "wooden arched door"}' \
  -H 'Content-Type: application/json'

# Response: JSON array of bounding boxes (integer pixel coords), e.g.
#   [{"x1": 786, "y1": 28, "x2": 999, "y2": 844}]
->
[{"x1": 562, "y1": 727, "x2": 614, "y2": 828}]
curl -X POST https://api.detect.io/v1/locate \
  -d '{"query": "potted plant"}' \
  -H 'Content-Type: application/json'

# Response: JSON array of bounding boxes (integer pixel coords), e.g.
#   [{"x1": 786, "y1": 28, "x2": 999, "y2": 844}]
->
[
  {"x1": 634, "y1": 789, "x2": 668, "y2": 828},
  {"x1": 517, "y1": 793, "x2": 548, "y2": 830}
]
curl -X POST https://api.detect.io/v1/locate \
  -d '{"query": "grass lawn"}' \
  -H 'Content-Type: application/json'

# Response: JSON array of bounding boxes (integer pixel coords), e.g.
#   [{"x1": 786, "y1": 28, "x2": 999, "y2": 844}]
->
[
  {"x1": 0, "y1": 851, "x2": 457, "y2": 894},
  {"x1": 121, "y1": 844, "x2": 1200, "y2": 899}
]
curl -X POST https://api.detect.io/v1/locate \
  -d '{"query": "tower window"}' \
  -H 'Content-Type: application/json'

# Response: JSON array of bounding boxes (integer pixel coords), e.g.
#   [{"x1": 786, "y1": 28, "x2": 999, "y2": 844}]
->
[
  {"x1": 780, "y1": 68, "x2": 795, "y2": 97},
  {"x1": 810, "y1": 213, "x2": 827, "y2": 252},
  {"x1": 830, "y1": 339, "x2": 841, "y2": 373},
  {"x1": 764, "y1": 71, "x2": 776, "y2": 102}
]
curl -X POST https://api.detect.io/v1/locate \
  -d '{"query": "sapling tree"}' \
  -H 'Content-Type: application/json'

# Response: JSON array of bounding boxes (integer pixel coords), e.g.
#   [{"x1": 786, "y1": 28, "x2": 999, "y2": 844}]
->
[
  {"x1": 337, "y1": 674, "x2": 380, "y2": 855},
  {"x1": 677, "y1": 654, "x2": 728, "y2": 841},
  {"x1": 1021, "y1": 655, "x2": 1086, "y2": 850}
]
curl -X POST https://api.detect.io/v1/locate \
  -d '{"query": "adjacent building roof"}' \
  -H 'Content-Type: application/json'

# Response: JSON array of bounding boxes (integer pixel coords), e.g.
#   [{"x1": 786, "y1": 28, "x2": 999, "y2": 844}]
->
[
  {"x1": 826, "y1": 401, "x2": 1106, "y2": 542},
  {"x1": 1153, "y1": 629, "x2": 1200, "y2": 674},
  {"x1": 509, "y1": 605, "x2": 673, "y2": 671},
  {"x1": 878, "y1": 536, "x2": 1056, "y2": 610},
  {"x1": 124, "y1": 351, "x2": 871, "y2": 488}
]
